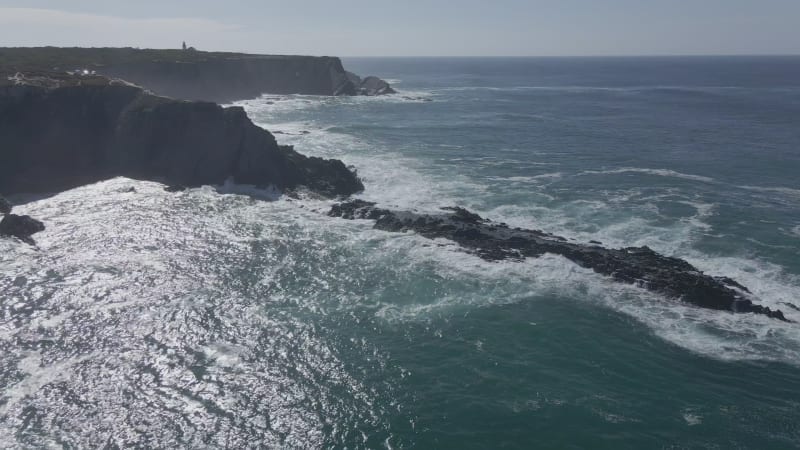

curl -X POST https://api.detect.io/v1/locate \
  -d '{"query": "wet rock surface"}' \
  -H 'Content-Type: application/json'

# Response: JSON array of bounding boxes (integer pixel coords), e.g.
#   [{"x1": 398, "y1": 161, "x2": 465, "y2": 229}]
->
[
  {"x1": 329, "y1": 200, "x2": 792, "y2": 322},
  {"x1": 346, "y1": 72, "x2": 396, "y2": 96},
  {"x1": 358, "y1": 77, "x2": 396, "y2": 96}
]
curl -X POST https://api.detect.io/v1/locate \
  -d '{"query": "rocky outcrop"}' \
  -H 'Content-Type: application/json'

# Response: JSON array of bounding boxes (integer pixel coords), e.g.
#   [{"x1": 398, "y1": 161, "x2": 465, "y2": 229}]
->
[
  {"x1": 346, "y1": 72, "x2": 396, "y2": 96},
  {"x1": 0, "y1": 48, "x2": 394, "y2": 103},
  {"x1": 329, "y1": 200, "x2": 793, "y2": 322},
  {"x1": 359, "y1": 76, "x2": 396, "y2": 96},
  {"x1": 0, "y1": 214, "x2": 45, "y2": 244},
  {"x1": 0, "y1": 72, "x2": 363, "y2": 197}
]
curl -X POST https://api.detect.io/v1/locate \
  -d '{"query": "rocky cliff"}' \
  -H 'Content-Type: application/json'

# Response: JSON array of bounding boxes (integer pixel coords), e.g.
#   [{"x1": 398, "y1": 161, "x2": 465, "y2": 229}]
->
[
  {"x1": 0, "y1": 47, "x2": 394, "y2": 103},
  {"x1": 0, "y1": 72, "x2": 363, "y2": 197},
  {"x1": 101, "y1": 55, "x2": 359, "y2": 102},
  {"x1": 346, "y1": 71, "x2": 396, "y2": 96}
]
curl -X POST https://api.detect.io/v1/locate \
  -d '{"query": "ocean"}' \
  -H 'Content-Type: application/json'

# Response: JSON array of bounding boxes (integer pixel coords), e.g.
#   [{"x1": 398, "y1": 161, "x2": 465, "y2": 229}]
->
[{"x1": 2, "y1": 56, "x2": 800, "y2": 448}]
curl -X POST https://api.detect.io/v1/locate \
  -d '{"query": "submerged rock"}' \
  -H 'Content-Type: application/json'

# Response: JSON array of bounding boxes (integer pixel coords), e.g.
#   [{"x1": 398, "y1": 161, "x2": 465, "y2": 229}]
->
[
  {"x1": 0, "y1": 214, "x2": 45, "y2": 244},
  {"x1": 329, "y1": 200, "x2": 792, "y2": 322},
  {"x1": 0, "y1": 72, "x2": 364, "y2": 198}
]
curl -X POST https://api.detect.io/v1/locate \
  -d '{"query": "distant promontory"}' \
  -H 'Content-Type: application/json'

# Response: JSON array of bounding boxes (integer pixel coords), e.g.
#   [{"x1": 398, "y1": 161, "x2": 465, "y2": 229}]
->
[{"x1": 0, "y1": 47, "x2": 394, "y2": 103}]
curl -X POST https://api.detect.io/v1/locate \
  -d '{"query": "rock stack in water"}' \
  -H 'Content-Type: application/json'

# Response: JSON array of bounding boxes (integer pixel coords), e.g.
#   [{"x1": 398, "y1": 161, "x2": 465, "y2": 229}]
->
[{"x1": 346, "y1": 72, "x2": 396, "y2": 96}]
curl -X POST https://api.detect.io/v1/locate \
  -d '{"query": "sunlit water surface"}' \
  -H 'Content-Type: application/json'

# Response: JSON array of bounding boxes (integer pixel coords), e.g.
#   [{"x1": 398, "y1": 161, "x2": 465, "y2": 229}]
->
[{"x1": 2, "y1": 57, "x2": 800, "y2": 448}]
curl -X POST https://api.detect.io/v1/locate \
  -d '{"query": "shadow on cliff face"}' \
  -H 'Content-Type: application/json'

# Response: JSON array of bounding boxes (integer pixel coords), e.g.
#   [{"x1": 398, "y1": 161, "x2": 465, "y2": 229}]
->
[{"x1": 0, "y1": 73, "x2": 364, "y2": 200}]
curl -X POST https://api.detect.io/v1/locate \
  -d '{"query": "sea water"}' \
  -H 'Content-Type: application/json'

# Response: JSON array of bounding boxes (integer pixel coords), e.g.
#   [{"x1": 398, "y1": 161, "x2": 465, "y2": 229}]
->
[{"x1": 1, "y1": 57, "x2": 800, "y2": 448}]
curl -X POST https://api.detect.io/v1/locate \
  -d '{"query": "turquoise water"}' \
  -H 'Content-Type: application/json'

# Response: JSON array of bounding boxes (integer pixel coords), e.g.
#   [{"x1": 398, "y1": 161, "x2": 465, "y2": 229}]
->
[{"x1": 1, "y1": 57, "x2": 800, "y2": 448}]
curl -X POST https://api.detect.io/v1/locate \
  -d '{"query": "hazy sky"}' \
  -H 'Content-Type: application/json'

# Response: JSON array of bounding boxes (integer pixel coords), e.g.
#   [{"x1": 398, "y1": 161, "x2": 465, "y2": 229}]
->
[{"x1": 1, "y1": 1, "x2": 798, "y2": 56}]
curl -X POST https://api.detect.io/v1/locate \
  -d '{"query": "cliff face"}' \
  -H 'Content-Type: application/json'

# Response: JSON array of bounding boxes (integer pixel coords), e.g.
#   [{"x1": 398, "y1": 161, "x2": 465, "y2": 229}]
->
[
  {"x1": 0, "y1": 48, "x2": 393, "y2": 103},
  {"x1": 101, "y1": 55, "x2": 357, "y2": 103},
  {"x1": 0, "y1": 73, "x2": 363, "y2": 197}
]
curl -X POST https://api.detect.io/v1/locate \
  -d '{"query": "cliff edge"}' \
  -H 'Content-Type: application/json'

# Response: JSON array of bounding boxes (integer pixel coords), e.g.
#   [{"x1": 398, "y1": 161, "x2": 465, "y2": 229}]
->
[{"x1": 0, "y1": 47, "x2": 394, "y2": 103}]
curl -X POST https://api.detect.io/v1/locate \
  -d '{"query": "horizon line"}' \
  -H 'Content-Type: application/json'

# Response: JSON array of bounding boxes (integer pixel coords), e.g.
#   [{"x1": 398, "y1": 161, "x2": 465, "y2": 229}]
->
[
  {"x1": 338, "y1": 53, "x2": 800, "y2": 58},
  {"x1": 3, "y1": 46, "x2": 799, "y2": 59}
]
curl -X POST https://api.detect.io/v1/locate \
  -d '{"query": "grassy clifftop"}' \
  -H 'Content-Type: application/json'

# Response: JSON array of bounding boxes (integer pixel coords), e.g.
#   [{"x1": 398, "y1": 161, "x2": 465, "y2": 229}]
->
[{"x1": 0, "y1": 47, "x2": 319, "y2": 74}]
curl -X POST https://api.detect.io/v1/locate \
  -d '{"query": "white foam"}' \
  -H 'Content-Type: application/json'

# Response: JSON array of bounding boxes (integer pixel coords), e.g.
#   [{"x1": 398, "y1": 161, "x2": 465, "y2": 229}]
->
[
  {"x1": 214, "y1": 178, "x2": 282, "y2": 201},
  {"x1": 251, "y1": 100, "x2": 800, "y2": 362},
  {"x1": 677, "y1": 200, "x2": 716, "y2": 231},
  {"x1": 581, "y1": 167, "x2": 716, "y2": 184},
  {"x1": 354, "y1": 157, "x2": 485, "y2": 212},
  {"x1": 488, "y1": 202, "x2": 682, "y2": 255},
  {"x1": 200, "y1": 342, "x2": 245, "y2": 368},
  {"x1": 5, "y1": 173, "x2": 800, "y2": 371},
  {"x1": 375, "y1": 234, "x2": 800, "y2": 363},
  {"x1": 232, "y1": 90, "x2": 434, "y2": 119},
  {"x1": 374, "y1": 251, "x2": 591, "y2": 321},
  {"x1": 231, "y1": 94, "x2": 330, "y2": 117},
  {"x1": 0, "y1": 351, "x2": 94, "y2": 416},
  {"x1": 129, "y1": 93, "x2": 796, "y2": 366},
  {"x1": 337, "y1": 178, "x2": 800, "y2": 364},
  {"x1": 738, "y1": 185, "x2": 800, "y2": 200},
  {"x1": 683, "y1": 254, "x2": 800, "y2": 318},
  {"x1": 235, "y1": 98, "x2": 483, "y2": 213},
  {"x1": 683, "y1": 411, "x2": 703, "y2": 426},
  {"x1": 242, "y1": 91, "x2": 800, "y2": 364},
  {"x1": 485, "y1": 173, "x2": 564, "y2": 184}
]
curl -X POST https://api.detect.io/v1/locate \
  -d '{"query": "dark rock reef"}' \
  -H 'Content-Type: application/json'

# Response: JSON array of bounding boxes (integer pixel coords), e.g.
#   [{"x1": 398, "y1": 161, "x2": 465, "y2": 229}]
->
[
  {"x1": 330, "y1": 200, "x2": 793, "y2": 322},
  {"x1": 0, "y1": 47, "x2": 395, "y2": 103},
  {"x1": 0, "y1": 72, "x2": 363, "y2": 197}
]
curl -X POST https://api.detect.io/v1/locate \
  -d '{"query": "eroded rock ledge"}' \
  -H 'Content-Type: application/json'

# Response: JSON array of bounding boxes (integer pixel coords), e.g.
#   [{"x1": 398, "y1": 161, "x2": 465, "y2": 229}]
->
[
  {"x1": 0, "y1": 72, "x2": 363, "y2": 197},
  {"x1": 329, "y1": 200, "x2": 793, "y2": 322}
]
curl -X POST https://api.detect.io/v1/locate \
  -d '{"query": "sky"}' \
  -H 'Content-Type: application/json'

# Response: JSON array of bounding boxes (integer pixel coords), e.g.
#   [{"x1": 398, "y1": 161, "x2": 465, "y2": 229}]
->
[{"x1": 0, "y1": 1, "x2": 798, "y2": 56}]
